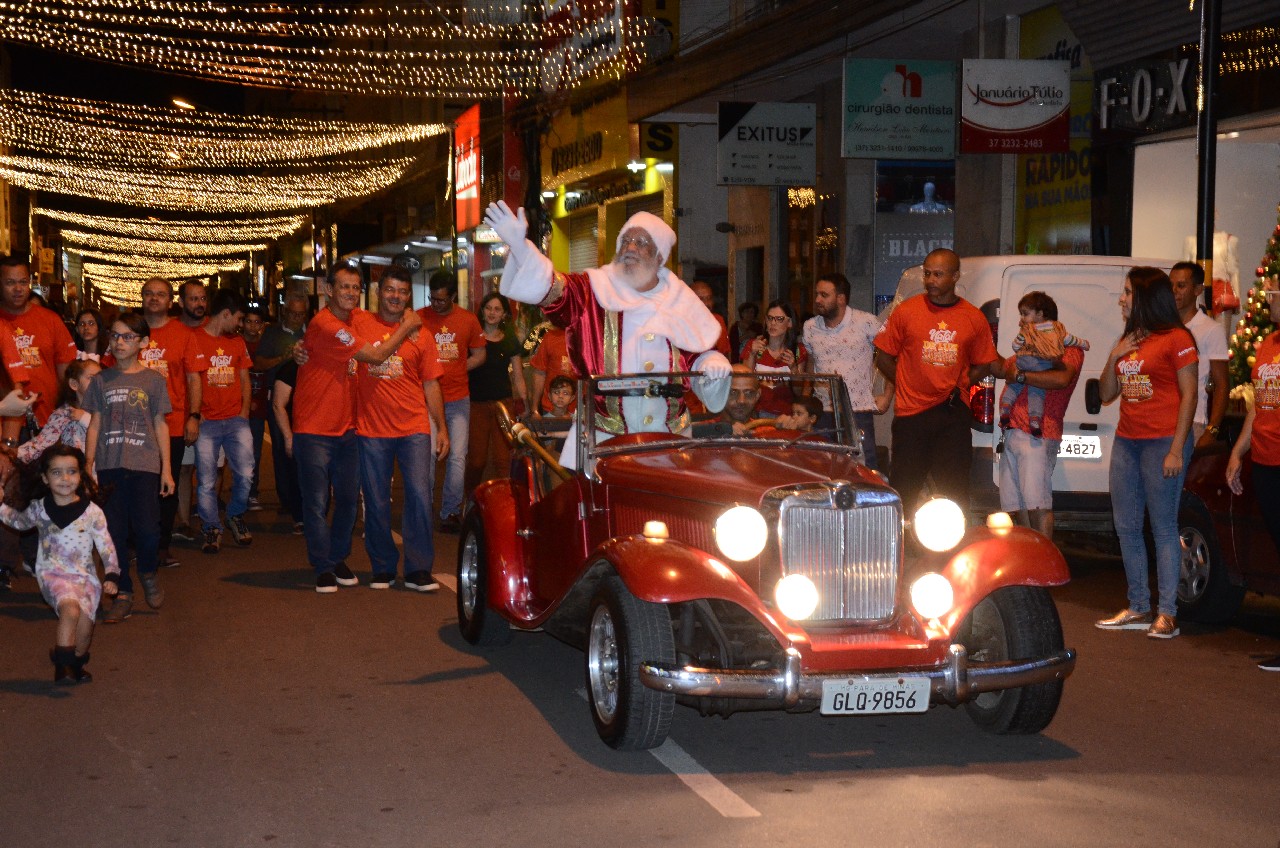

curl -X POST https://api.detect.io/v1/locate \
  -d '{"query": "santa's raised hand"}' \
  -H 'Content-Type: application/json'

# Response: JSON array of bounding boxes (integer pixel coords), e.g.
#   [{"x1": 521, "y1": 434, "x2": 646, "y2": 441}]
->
[{"x1": 484, "y1": 201, "x2": 529, "y2": 256}]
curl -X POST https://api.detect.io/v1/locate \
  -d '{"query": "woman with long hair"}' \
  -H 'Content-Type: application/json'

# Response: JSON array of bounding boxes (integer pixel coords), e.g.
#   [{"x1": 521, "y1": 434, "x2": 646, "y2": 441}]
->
[
  {"x1": 72, "y1": 309, "x2": 108, "y2": 362},
  {"x1": 464, "y1": 292, "x2": 527, "y2": 498},
  {"x1": 741, "y1": 299, "x2": 808, "y2": 416},
  {"x1": 1095, "y1": 267, "x2": 1198, "y2": 639}
]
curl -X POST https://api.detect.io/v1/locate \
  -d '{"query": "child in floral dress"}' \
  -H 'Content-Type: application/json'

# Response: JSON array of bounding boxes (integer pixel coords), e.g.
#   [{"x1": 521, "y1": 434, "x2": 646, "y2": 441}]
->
[{"x1": 0, "y1": 444, "x2": 119, "y2": 684}]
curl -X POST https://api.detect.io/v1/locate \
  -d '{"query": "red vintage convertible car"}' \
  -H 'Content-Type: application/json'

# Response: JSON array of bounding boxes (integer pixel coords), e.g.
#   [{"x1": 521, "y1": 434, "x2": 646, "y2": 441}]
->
[
  {"x1": 457, "y1": 372, "x2": 1076, "y2": 750},
  {"x1": 1178, "y1": 439, "x2": 1280, "y2": 621}
]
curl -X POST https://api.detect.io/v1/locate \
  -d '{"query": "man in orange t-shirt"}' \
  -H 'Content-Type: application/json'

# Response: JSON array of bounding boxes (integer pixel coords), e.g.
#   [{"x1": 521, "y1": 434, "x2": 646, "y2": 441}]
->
[
  {"x1": 191, "y1": 289, "x2": 254, "y2": 555},
  {"x1": 294, "y1": 260, "x2": 421, "y2": 593},
  {"x1": 141, "y1": 276, "x2": 207, "y2": 567},
  {"x1": 355, "y1": 267, "x2": 448, "y2": 591},
  {"x1": 417, "y1": 270, "x2": 485, "y2": 531},
  {"x1": 530, "y1": 325, "x2": 577, "y2": 414},
  {"x1": 0, "y1": 255, "x2": 76, "y2": 430},
  {"x1": 875, "y1": 248, "x2": 1000, "y2": 512}
]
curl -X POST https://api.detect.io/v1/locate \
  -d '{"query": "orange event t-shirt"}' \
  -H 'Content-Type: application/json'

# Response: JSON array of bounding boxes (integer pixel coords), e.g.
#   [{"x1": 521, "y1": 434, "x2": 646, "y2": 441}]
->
[
  {"x1": 530, "y1": 327, "x2": 577, "y2": 412},
  {"x1": 1114, "y1": 327, "x2": 1199, "y2": 440},
  {"x1": 1, "y1": 305, "x2": 77, "y2": 425},
  {"x1": 191, "y1": 329, "x2": 251, "y2": 421},
  {"x1": 140, "y1": 319, "x2": 207, "y2": 435},
  {"x1": 417, "y1": 304, "x2": 484, "y2": 403},
  {"x1": 1249, "y1": 331, "x2": 1280, "y2": 466},
  {"x1": 293, "y1": 308, "x2": 369, "y2": 437},
  {"x1": 353, "y1": 310, "x2": 443, "y2": 438},
  {"x1": 874, "y1": 293, "x2": 998, "y2": 417}
]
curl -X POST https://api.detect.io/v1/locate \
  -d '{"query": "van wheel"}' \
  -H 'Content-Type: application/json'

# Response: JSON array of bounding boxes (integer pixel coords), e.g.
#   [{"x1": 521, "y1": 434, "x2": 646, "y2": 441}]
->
[{"x1": 1176, "y1": 501, "x2": 1244, "y2": 624}]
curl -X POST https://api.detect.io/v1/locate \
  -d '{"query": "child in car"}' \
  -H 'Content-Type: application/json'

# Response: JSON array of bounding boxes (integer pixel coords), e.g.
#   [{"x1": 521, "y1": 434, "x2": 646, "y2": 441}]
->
[{"x1": 999, "y1": 291, "x2": 1090, "y2": 437}]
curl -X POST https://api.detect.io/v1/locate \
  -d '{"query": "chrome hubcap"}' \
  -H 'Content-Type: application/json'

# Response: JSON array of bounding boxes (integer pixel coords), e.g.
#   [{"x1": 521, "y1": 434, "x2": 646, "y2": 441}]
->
[
  {"x1": 459, "y1": 533, "x2": 479, "y2": 619},
  {"x1": 587, "y1": 604, "x2": 619, "y2": 723}
]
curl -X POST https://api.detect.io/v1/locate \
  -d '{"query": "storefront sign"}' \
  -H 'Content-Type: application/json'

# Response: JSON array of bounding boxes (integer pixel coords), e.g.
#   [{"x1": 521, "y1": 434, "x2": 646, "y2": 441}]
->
[
  {"x1": 1017, "y1": 5, "x2": 1094, "y2": 254},
  {"x1": 542, "y1": 90, "x2": 632, "y2": 189},
  {"x1": 563, "y1": 173, "x2": 646, "y2": 212},
  {"x1": 455, "y1": 104, "x2": 481, "y2": 232},
  {"x1": 874, "y1": 213, "x2": 954, "y2": 299},
  {"x1": 960, "y1": 60, "x2": 1070, "y2": 154},
  {"x1": 842, "y1": 59, "x2": 956, "y2": 160},
  {"x1": 717, "y1": 101, "x2": 815, "y2": 186},
  {"x1": 1096, "y1": 56, "x2": 1193, "y2": 134}
]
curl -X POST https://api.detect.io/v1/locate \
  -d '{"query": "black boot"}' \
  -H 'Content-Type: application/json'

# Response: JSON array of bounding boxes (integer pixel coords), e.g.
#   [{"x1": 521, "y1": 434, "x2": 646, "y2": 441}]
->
[
  {"x1": 69, "y1": 651, "x2": 93, "y2": 684},
  {"x1": 50, "y1": 647, "x2": 75, "y2": 685}
]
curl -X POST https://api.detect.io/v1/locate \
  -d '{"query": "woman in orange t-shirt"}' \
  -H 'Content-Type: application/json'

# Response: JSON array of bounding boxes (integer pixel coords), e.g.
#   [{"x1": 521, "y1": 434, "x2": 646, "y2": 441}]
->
[
  {"x1": 1226, "y1": 296, "x2": 1280, "y2": 669},
  {"x1": 1095, "y1": 267, "x2": 1198, "y2": 639}
]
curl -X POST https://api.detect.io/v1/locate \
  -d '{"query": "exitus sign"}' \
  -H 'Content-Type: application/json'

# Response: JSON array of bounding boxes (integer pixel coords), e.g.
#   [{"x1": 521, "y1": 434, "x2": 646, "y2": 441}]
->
[{"x1": 1097, "y1": 56, "x2": 1194, "y2": 134}]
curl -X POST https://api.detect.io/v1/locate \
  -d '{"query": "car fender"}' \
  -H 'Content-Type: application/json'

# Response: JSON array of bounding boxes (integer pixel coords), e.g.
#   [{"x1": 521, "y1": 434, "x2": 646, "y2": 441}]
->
[
  {"x1": 469, "y1": 478, "x2": 530, "y2": 617},
  {"x1": 589, "y1": 536, "x2": 793, "y2": 640},
  {"x1": 934, "y1": 525, "x2": 1070, "y2": 633}
]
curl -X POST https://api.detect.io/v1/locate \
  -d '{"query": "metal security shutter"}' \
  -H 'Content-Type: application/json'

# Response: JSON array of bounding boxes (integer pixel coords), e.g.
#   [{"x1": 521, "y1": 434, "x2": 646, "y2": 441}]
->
[
  {"x1": 625, "y1": 193, "x2": 663, "y2": 220},
  {"x1": 568, "y1": 212, "x2": 598, "y2": 272}
]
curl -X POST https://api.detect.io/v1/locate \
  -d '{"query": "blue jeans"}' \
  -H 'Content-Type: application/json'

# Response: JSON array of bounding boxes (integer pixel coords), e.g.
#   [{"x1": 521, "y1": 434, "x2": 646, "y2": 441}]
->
[
  {"x1": 268, "y1": 416, "x2": 302, "y2": 522},
  {"x1": 195, "y1": 416, "x2": 255, "y2": 530},
  {"x1": 439, "y1": 397, "x2": 470, "y2": 518},
  {"x1": 295, "y1": 430, "x2": 359, "y2": 574},
  {"x1": 98, "y1": 468, "x2": 161, "y2": 596},
  {"x1": 359, "y1": 434, "x2": 435, "y2": 576},
  {"x1": 1110, "y1": 435, "x2": 1194, "y2": 617},
  {"x1": 816, "y1": 410, "x2": 878, "y2": 470}
]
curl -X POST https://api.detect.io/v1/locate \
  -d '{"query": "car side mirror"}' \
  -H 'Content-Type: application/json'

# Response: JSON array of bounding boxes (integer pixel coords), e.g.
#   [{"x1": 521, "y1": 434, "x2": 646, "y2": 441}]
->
[{"x1": 1084, "y1": 378, "x2": 1101, "y2": 415}]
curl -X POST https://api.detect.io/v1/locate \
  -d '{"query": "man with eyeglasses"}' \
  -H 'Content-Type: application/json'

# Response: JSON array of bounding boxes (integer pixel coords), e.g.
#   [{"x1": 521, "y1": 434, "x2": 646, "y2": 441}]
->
[
  {"x1": 483, "y1": 203, "x2": 731, "y2": 467},
  {"x1": 0, "y1": 255, "x2": 76, "y2": 430},
  {"x1": 874, "y1": 248, "x2": 1001, "y2": 513},
  {"x1": 801, "y1": 273, "x2": 886, "y2": 469},
  {"x1": 140, "y1": 276, "x2": 207, "y2": 568},
  {"x1": 416, "y1": 270, "x2": 485, "y2": 533}
]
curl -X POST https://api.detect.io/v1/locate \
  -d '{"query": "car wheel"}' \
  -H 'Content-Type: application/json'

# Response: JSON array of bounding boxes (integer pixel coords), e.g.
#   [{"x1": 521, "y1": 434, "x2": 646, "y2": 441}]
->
[
  {"x1": 585, "y1": 575, "x2": 675, "y2": 751},
  {"x1": 1176, "y1": 501, "x2": 1245, "y2": 624},
  {"x1": 456, "y1": 511, "x2": 512, "y2": 647},
  {"x1": 956, "y1": 586, "x2": 1064, "y2": 735}
]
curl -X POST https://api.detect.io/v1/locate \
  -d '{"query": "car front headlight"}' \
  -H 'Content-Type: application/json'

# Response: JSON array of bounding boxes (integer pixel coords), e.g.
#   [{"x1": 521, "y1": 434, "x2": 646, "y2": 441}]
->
[
  {"x1": 714, "y1": 505, "x2": 768, "y2": 562},
  {"x1": 775, "y1": 574, "x2": 819, "y2": 620},
  {"x1": 913, "y1": 498, "x2": 966, "y2": 552},
  {"x1": 910, "y1": 572, "x2": 954, "y2": 619}
]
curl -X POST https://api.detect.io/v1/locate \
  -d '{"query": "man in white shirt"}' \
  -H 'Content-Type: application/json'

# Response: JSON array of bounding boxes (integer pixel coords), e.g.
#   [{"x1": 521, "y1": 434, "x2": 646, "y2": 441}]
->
[{"x1": 1171, "y1": 261, "x2": 1228, "y2": 449}]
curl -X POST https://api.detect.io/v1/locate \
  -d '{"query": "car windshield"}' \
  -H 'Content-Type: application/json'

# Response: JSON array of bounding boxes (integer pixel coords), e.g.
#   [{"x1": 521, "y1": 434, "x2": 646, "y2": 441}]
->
[{"x1": 577, "y1": 371, "x2": 861, "y2": 463}]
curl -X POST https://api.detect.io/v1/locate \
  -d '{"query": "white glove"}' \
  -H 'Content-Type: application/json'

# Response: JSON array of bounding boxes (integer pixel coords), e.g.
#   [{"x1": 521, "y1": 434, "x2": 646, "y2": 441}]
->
[
  {"x1": 700, "y1": 352, "x2": 732, "y2": 380},
  {"x1": 484, "y1": 200, "x2": 528, "y2": 247}
]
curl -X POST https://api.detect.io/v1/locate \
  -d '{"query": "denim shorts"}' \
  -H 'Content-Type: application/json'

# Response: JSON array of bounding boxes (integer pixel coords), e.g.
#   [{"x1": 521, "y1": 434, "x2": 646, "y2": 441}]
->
[{"x1": 999, "y1": 427, "x2": 1059, "y2": 512}]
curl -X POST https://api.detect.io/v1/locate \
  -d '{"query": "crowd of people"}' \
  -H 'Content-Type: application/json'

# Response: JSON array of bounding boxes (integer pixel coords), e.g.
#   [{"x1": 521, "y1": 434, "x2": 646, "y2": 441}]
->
[{"x1": 1, "y1": 230, "x2": 1278, "y2": 682}]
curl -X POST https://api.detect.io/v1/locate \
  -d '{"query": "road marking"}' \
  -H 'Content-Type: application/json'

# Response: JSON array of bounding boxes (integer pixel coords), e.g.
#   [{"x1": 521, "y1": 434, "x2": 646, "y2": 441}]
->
[
  {"x1": 649, "y1": 739, "x2": 762, "y2": 818},
  {"x1": 414, "y1": 526, "x2": 756, "y2": 817},
  {"x1": 574, "y1": 689, "x2": 761, "y2": 818}
]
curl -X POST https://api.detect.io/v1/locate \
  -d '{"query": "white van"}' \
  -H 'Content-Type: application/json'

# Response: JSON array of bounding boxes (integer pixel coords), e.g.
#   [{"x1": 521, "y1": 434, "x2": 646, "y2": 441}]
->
[{"x1": 875, "y1": 255, "x2": 1176, "y2": 534}]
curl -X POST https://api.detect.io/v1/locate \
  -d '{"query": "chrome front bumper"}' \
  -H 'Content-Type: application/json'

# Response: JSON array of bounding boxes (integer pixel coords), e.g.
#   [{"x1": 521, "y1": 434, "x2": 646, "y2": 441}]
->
[{"x1": 639, "y1": 644, "x2": 1076, "y2": 708}]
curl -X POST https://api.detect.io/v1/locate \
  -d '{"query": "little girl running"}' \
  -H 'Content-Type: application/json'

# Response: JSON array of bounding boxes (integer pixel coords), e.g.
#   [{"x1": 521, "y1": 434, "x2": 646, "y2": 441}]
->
[
  {"x1": 18, "y1": 359, "x2": 102, "y2": 464},
  {"x1": 0, "y1": 444, "x2": 119, "y2": 684}
]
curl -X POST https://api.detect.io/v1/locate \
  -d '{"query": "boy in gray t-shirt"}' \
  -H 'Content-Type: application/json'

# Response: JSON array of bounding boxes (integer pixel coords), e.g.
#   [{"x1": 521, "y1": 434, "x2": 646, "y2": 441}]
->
[{"x1": 84, "y1": 368, "x2": 172, "y2": 474}]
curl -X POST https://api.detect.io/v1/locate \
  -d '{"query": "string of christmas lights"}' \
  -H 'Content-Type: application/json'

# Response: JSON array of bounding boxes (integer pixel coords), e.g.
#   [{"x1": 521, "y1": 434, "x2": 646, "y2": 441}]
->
[
  {"x1": 0, "y1": 3, "x2": 656, "y2": 96},
  {"x1": 34, "y1": 209, "x2": 308, "y2": 243},
  {"x1": 62, "y1": 230, "x2": 268, "y2": 258},
  {"x1": 82, "y1": 258, "x2": 248, "y2": 305},
  {"x1": 0, "y1": 91, "x2": 447, "y2": 169},
  {"x1": 1, "y1": 153, "x2": 419, "y2": 212}
]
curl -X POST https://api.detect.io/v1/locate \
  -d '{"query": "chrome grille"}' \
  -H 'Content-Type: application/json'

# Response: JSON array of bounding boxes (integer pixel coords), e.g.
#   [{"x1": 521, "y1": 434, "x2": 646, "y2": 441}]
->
[{"x1": 775, "y1": 484, "x2": 901, "y2": 623}]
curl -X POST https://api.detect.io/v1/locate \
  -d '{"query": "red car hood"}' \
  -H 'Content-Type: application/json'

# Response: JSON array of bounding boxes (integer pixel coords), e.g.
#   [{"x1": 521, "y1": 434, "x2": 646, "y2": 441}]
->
[{"x1": 595, "y1": 443, "x2": 881, "y2": 505}]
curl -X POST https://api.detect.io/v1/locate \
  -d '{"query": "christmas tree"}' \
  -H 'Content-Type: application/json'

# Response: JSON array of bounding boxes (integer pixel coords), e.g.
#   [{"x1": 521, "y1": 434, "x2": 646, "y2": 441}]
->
[{"x1": 1227, "y1": 209, "x2": 1280, "y2": 388}]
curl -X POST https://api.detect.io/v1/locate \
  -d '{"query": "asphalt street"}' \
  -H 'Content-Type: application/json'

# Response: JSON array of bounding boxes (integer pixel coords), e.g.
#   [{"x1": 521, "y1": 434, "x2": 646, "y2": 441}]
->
[{"x1": 0, "y1": 452, "x2": 1277, "y2": 848}]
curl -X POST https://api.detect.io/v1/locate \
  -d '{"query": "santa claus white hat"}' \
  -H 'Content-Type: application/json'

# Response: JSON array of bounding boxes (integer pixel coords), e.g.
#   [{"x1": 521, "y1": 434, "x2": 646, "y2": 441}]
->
[{"x1": 616, "y1": 211, "x2": 676, "y2": 262}]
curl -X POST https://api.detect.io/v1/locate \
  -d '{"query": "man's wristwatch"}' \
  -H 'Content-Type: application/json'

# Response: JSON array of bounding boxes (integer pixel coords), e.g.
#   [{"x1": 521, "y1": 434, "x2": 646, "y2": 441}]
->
[
  {"x1": 1014, "y1": 368, "x2": 1026, "y2": 384},
  {"x1": 1, "y1": 438, "x2": 16, "y2": 447},
  {"x1": 188, "y1": 412, "x2": 201, "y2": 421},
  {"x1": 1206, "y1": 424, "x2": 1220, "y2": 436}
]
